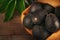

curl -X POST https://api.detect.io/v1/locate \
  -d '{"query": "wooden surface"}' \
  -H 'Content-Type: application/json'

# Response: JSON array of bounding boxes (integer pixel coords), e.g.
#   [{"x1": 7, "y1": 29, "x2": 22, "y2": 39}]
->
[{"x1": 0, "y1": 12, "x2": 35, "y2": 40}]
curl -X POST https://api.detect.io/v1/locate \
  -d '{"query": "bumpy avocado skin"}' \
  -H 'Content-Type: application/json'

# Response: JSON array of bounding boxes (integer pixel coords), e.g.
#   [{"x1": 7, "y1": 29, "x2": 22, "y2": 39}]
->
[
  {"x1": 45, "y1": 13, "x2": 59, "y2": 33},
  {"x1": 23, "y1": 13, "x2": 33, "y2": 29},
  {"x1": 43, "y1": 3, "x2": 55, "y2": 13},
  {"x1": 55, "y1": 6, "x2": 60, "y2": 21},
  {"x1": 32, "y1": 25, "x2": 50, "y2": 40},
  {"x1": 30, "y1": 2, "x2": 44, "y2": 13}
]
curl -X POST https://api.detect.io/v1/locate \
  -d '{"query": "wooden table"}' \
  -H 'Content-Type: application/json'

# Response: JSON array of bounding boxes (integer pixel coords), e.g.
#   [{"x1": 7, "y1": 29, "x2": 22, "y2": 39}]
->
[{"x1": 0, "y1": 13, "x2": 35, "y2": 40}]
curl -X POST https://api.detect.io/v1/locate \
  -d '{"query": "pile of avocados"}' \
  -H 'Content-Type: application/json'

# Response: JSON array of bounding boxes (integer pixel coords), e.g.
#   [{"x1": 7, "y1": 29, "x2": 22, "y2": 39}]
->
[{"x1": 23, "y1": 2, "x2": 60, "y2": 40}]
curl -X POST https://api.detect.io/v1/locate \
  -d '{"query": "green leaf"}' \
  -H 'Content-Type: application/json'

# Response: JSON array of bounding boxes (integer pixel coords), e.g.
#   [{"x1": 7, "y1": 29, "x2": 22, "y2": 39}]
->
[
  {"x1": 16, "y1": 0, "x2": 25, "y2": 14},
  {"x1": 25, "y1": 0, "x2": 29, "y2": 5},
  {"x1": 0, "y1": 0, "x2": 13, "y2": 13},
  {"x1": 0, "y1": 0, "x2": 4, "y2": 4},
  {"x1": 0, "y1": 0, "x2": 5, "y2": 7},
  {"x1": 4, "y1": 0, "x2": 17, "y2": 22}
]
